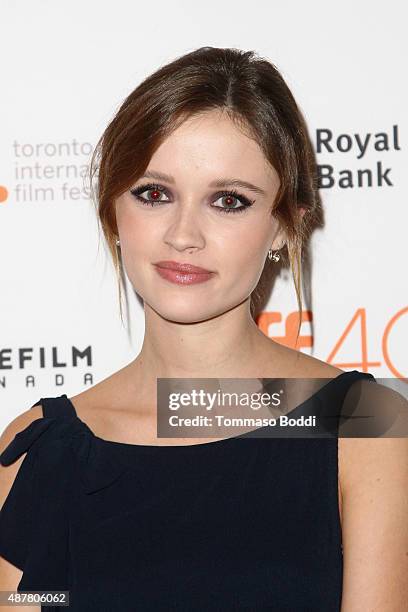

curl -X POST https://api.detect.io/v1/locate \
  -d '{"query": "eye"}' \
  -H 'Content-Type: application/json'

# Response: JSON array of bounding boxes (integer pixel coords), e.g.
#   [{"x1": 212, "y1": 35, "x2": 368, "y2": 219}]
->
[
  {"x1": 130, "y1": 183, "x2": 170, "y2": 206},
  {"x1": 211, "y1": 190, "x2": 255, "y2": 214}
]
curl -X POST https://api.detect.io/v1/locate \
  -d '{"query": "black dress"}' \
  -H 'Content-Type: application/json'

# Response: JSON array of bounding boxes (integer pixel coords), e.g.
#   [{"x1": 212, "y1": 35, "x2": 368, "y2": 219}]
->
[{"x1": 0, "y1": 370, "x2": 377, "y2": 611}]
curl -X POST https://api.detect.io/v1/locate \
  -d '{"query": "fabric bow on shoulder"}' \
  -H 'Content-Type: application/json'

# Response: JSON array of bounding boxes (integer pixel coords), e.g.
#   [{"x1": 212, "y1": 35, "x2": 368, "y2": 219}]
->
[{"x1": 0, "y1": 413, "x2": 129, "y2": 494}]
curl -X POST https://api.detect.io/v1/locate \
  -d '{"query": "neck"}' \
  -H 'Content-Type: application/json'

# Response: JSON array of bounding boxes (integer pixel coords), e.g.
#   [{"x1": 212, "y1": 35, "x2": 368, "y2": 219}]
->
[{"x1": 126, "y1": 300, "x2": 279, "y2": 389}]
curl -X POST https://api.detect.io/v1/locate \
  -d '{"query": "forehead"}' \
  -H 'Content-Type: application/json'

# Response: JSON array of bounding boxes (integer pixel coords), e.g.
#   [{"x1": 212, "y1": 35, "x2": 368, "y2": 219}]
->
[{"x1": 146, "y1": 110, "x2": 279, "y2": 188}]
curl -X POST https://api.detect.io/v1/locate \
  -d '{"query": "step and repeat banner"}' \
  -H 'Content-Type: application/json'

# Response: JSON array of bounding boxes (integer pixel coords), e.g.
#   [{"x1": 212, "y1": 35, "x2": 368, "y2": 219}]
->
[{"x1": 1, "y1": 1, "x2": 406, "y2": 425}]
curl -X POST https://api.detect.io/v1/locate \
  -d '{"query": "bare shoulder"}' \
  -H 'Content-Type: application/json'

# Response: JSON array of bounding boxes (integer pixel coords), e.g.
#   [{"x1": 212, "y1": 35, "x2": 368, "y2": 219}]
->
[
  {"x1": 339, "y1": 381, "x2": 408, "y2": 478},
  {"x1": 264, "y1": 340, "x2": 345, "y2": 378},
  {"x1": 69, "y1": 359, "x2": 134, "y2": 410},
  {"x1": 292, "y1": 350, "x2": 344, "y2": 378},
  {"x1": 67, "y1": 365, "x2": 138, "y2": 440},
  {"x1": 69, "y1": 368, "x2": 129, "y2": 413},
  {"x1": 338, "y1": 380, "x2": 408, "y2": 485}
]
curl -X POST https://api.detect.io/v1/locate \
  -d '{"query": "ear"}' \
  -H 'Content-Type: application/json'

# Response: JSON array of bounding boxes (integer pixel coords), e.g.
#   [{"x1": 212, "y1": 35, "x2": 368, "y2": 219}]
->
[{"x1": 269, "y1": 206, "x2": 307, "y2": 250}]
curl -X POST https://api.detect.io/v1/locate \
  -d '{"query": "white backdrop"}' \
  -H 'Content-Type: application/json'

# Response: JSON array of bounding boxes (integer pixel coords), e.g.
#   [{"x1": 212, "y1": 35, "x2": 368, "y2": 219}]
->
[{"x1": 1, "y1": 0, "x2": 407, "y2": 426}]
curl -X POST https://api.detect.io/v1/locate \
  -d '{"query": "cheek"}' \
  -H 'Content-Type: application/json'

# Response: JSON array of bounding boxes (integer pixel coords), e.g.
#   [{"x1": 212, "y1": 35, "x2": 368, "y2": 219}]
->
[
  {"x1": 216, "y1": 217, "x2": 271, "y2": 269},
  {"x1": 118, "y1": 205, "x2": 161, "y2": 258},
  {"x1": 116, "y1": 215, "x2": 159, "y2": 286},
  {"x1": 210, "y1": 219, "x2": 272, "y2": 297}
]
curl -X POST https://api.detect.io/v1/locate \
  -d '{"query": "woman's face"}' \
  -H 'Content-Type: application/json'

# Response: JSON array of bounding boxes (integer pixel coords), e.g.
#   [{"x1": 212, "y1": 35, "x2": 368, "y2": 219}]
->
[{"x1": 115, "y1": 109, "x2": 282, "y2": 323}]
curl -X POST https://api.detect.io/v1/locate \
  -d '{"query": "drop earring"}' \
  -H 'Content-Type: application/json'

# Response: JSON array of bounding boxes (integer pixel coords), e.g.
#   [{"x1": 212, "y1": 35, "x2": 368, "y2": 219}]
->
[
  {"x1": 268, "y1": 248, "x2": 280, "y2": 262},
  {"x1": 116, "y1": 239, "x2": 120, "y2": 246}
]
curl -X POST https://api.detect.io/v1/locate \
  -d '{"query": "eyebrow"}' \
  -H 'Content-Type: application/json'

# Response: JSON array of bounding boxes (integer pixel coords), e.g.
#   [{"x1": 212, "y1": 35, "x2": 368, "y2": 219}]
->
[{"x1": 140, "y1": 170, "x2": 267, "y2": 197}]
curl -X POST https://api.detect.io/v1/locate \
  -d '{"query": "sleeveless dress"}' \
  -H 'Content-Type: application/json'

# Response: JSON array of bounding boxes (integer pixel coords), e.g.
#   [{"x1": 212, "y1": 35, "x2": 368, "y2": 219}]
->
[{"x1": 0, "y1": 370, "x2": 377, "y2": 611}]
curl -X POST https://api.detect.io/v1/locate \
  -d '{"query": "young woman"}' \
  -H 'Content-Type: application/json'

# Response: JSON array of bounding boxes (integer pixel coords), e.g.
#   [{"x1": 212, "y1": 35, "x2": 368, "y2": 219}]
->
[{"x1": 0, "y1": 47, "x2": 407, "y2": 611}]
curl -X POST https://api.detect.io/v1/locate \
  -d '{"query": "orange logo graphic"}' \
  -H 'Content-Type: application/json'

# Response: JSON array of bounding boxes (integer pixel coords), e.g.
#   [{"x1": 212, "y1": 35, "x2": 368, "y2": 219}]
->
[
  {"x1": 257, "y1": 307, "x2": 407, "y2": 378},
  {"x1": 0, "y1": 185, "x2": 8, "y2": 203}
]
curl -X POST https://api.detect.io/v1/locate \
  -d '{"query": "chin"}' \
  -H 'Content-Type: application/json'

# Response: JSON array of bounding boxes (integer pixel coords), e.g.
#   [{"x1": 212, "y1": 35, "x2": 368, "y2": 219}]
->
[
  {"x1": 145, "y1": 299, "x2": 224, "y2": 324},
  {"x1": 161, "y1": 307, "x2": 220, "y2": 324}
]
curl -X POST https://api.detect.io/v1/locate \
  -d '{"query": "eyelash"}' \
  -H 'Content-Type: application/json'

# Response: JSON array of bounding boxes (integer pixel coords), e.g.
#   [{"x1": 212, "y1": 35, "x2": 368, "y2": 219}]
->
[{"x1": 129, "y1": 183, "x2": 255, "y2": 214}]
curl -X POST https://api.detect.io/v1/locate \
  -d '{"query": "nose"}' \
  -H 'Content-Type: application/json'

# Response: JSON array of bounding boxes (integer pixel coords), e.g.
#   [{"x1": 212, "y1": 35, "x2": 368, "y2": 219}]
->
[{"x1": 163, "y1": 201, "x2": 205, "y2": 253}]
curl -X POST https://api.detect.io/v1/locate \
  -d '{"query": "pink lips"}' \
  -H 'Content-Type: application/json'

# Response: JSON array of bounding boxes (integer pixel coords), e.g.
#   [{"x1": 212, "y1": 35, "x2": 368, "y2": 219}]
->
[{"x1": 153, "y1": 260, "x2": 215, "y2": 285}]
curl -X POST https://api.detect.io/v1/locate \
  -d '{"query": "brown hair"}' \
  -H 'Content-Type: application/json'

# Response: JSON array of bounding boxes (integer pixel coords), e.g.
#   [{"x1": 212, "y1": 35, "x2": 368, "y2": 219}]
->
[{"x1": 88, "y1": 46, "x2": 320, "y2": 342}]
